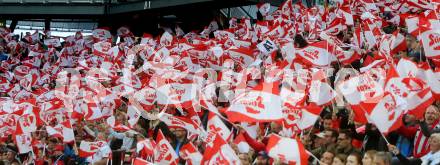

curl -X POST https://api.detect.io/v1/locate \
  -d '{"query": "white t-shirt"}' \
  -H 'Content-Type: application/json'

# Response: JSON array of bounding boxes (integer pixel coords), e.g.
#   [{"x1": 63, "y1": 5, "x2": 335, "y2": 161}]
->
[{"x1": 421, "y1": 151, "x2": 440, "y2": 165}]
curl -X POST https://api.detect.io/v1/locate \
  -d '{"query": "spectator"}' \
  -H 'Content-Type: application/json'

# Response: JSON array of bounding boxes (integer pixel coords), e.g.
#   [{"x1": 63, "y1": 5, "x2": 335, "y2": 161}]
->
[
  {"x1": 346, "y1": 152, "x2": 362, "y2": 165},
  {"x1": 373, "y1": 152, "x2": 392, "y2": 165},
  {"x1": 0, "y1": 46, "x2": 8, "y2": 62},
  {"x1": 332, "y1": 154, "x2": 347, "y2": 165},
  {"x1": 320, "y1": 150, "x2": 335, "y2": 165},
  {"x1": 397, "y1": 105, "x2": 440, "y2": 158},
  {"x1": 335, "y1": 129, "x2": 358, "y2": 155},
  {"x1": 389, "y1": 132, "x2": 440, "y2": 165},
  {"x1": 362, "y1": 150, "x2": 377, "y2": 165},
  {"x1": 312, "y1": 129, "x2": 338, "y2": 158}
]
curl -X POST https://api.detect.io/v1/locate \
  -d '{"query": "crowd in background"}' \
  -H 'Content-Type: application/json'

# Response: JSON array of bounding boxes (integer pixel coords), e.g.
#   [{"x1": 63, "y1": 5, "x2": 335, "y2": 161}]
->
[{"x1": 0, "y1": 0, "x2": 440, "y2": 165}]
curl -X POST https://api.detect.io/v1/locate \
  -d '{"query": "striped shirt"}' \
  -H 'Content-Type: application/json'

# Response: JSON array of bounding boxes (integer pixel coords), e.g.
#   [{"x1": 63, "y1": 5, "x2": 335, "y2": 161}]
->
[{"x1": 413, "y1": 121, "x2": 440, "y2": 158}]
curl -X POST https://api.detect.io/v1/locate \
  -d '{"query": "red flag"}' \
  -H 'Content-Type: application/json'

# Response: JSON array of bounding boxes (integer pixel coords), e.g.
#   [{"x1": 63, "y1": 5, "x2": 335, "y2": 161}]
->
[
  {"x1": 133, "y1": 158, "x2": 154, "y2": 165},
  {"x1": 45, "y1": 120, "x2": 75, "y2": 143},
  {"x1": 295, "y1": 41, "x2": 337, "y2": 67},
  {"x1": 364, "y1": 93, "x2": 404, "y2": 133},
  {"x1": 207, "y1": 112, "x2": 232, "y2": 141},
  {"x1": 159, "y1": 113, "x2": 202, "y2": 138},
  {"x1": 180, "y1": 142, "x2": 203, "y2": 165},
  {"x1": 154, "y1": 130, "x2": 179, "y2": 165},
  {"x1": 225, "y1": 82, "x2": 283, "y2": 122},
  {"x1": 201, "y1": 133, "x2": 240, "y2": 165},
  {"x1": 78, "y1": 141, "x2": 107, "y2": 158},
  {"x1": 266, "y1": 134, "x2": 309, "y2": 165}
]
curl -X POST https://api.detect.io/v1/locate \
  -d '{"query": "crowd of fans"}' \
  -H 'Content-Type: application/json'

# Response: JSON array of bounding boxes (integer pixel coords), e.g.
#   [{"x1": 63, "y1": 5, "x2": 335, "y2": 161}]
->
[{"x1": 0, "y1": 0, "x2": 440, "y2": 165}]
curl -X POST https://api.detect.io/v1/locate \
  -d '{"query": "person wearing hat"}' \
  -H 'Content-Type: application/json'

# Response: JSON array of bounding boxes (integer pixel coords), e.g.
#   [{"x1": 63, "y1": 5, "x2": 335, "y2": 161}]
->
[{"x1": 312, "y1": 129, "x2": 338, "y2": 158}]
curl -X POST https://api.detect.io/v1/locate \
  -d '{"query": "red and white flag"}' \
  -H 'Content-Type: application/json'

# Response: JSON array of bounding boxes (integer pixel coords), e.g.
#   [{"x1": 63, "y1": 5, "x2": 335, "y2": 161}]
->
[
  {"x1": 225, "y1": 82, "x2": 283, "y2": 122},
  {"x1": 14, "y1": 133, "x2": 32, "y2": 154},
  {"x1": 14, "y1": 121, "x2": 33, "y2": 154},
  {"x1": 180, "y1": 142, "x2": 203, "y2": 165},
  {"x1": 420, "y1": 28, "x2": 440, "y2": 59},
  {"x1": 385, "y1": 68, "x2": 434, "y2": 119},
  {"x1": 159, "y1": 113, "x2": 202, "y2": 137},
  {"x1": 92, "y1": 28, "x2": 112, "y2": 43},
  {"x1": 136, "y1": 139, "x2": 156, "y2": 161},
  {"x1": 339, "y1": 5, "x2": 354, "y2": 25},
  {"x1": 45, "y1": 120, "x2": 75, "y2": 143},
  {"x1": 78, "y1": 141, "x2": 107, "y2": 158},
  {"x1": 131, "y1": 86, "x2": 156, "y2": 112},
  {"x1": 287, "y1": 105, "x2": 323, "y2": 131},
  {"x1": 156, "y1": 79, "x2": 197, "y2": 107},
  {"x1": 207, "y1": 112, "x2": 232, "y2": 141},
  {"x1": 155, "y1": 130, "x2": 179, "y2": 165},
  {"x1": 201, "y1": 133, "x2": 240, "y2": 165},
  {"x1": 364, "y1": 92, "x2": 405, "y2": 133},
  {"x1": 15, "y1": 108, "x2": 37, "y2": 133},
  {"x1": 295, "y1": 41, "x2": 337, "y2": 67},
  {"x1": 337, "y1": 72, "x2": 385, "y2": 123},
  {"x1": 309, "y1": 75, "x2": 336, "y2": 106},
  {"x1": 227, "y1": 47, "x2": 255, "y2": 68},
  {"x1": 266, "y1": 134, "x2": 309, "y2": 165},
  {"x1": 257, "y1": 3, "x2": 271, "y2": 17},
  {"x1": 418, "y1": 64, "x2": 440, "y2": 100},
  {"x1": 233, "y1": 132, "x2": 250, "y2": 153},
  {"x1": 133, "y1": 158, "x2": 154, "y2": 165}
]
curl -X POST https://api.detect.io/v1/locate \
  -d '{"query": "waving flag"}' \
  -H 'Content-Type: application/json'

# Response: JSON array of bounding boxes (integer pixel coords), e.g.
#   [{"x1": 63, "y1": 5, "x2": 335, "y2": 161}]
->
[
  {"x1": 266, "y1": 134, "x2": 308, "y2": 165},
  {"x1": 14, "y1": 122, "x2": 33, "y2": 154},
  {"x1": 15, "y1": 107, "x2": 37, "y2": 132},
  {"x1": 180, "y1": 142, "x2": 203, "y2": 165},
  {"x1": 225, "y1": 82, "x2": 283, "y2": 122},
  {"x1": 309, "y1": 79, "x2": 336, "y2": 106},
  {"x1": 337, "y1": 72, "x2": 385, "y2": 123},
  {"x1": 92, "y1": 28, "x2": 112, "y2": 43},
  {"x1": 131, "y1": 86, "x2": 156, "y2": 112},
  {"x1": 207, "y1": 112, "x2": 232, "y2": 141},
  {"x1": 285, "y1": 105, "x2": 323, "y2": 130},
  {"x1": 14, "y1": 133, "x2": 32, "y2": 154},
  {"x1": 159, "y1": 113, "x2": 202, "y2": 137},
  {"x1": 418, "y1": 64, "x2": 440, "y2": 100},
  {"x1": 45, "y1": 120, "x2": 75, "y2": 143},
  {"x1": 201, "y1": 133, "x2": 240, "y2": 165},
  {"x1": 156, "y1": 79, "x2": 197, "y2": 107},
  {"x1": 384, "y1": 75, "x2": 434, "y2": 119},
  {"x1": 295, "y1": 41, "x2": 337, "y2": 67},
  {"x1": 155, "y1": 130, "x2": 179, "y2": 165},
  {"x1": 92, "y1": 42, "x2": 111, "y2": 57},
  {"x1": 227, "y1": 47, "x2": 255, "y2": 68},
  {"x1": 364, "y1": 93, "x2": 405, "y2": 133},
  {"x1": 420, "y1": 28, "x2": 440, "y2": 59},
  {"x1": 136, "y1": 139, "x2": 156, "y2": 161},
  {"x1": 79, "y1": 141, "x2": 107, "y2": 158},
  {"x1": 133, "y1": 158, "x2": 154, "y2": 165}
]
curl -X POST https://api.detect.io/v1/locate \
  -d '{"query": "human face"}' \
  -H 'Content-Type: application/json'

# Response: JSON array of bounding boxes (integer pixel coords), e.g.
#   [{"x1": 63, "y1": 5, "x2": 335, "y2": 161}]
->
[
  {"x1": 425, "y1": 106, "x2": 439, "y2": 125},
  {"x1": 362, "y1": 154, "x2": 373, "y2": 165},
  {"x1": 173, "y1": 128, "x2": 187, "y2": 139},
  {"x1": 323, "y1": 119, "x2": 332, "y2": 130},
  {"x1": 324, "y1": 130, "x2": 336, "y2": 144},
  {"x1": 239, "y1": 153, "x2": 250, "y2": 165},
  {"x1": 255, "y1": 155, "x2": 269, "y2": 165},
  {"x1": 337, "y1": 133, "x2": 350, "y2": 148},
  {"x1": 332, "y1": 157, "x2": 344, "y2": 165},
  {"x1": 346, "y1": 155, "x2": 360, "y2": 165},
  {"x1": 428, "y1": 135, "x2": 440, "y2": 152},
  {"x1": 320, "y1": 152, "x2": 334, "y2": 165},
  {"x1": 373, "y1": 156, "x2": 387, "y2": 165},
  {"x1": 270, "y1": 122, "x2": 282, "y2": 134}
]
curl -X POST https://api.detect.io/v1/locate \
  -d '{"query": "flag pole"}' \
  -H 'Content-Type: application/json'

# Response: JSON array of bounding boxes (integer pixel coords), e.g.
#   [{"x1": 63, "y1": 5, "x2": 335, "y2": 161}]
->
[{"x1": 380, "y1": 132, "x2": 391, "y2": 145}]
